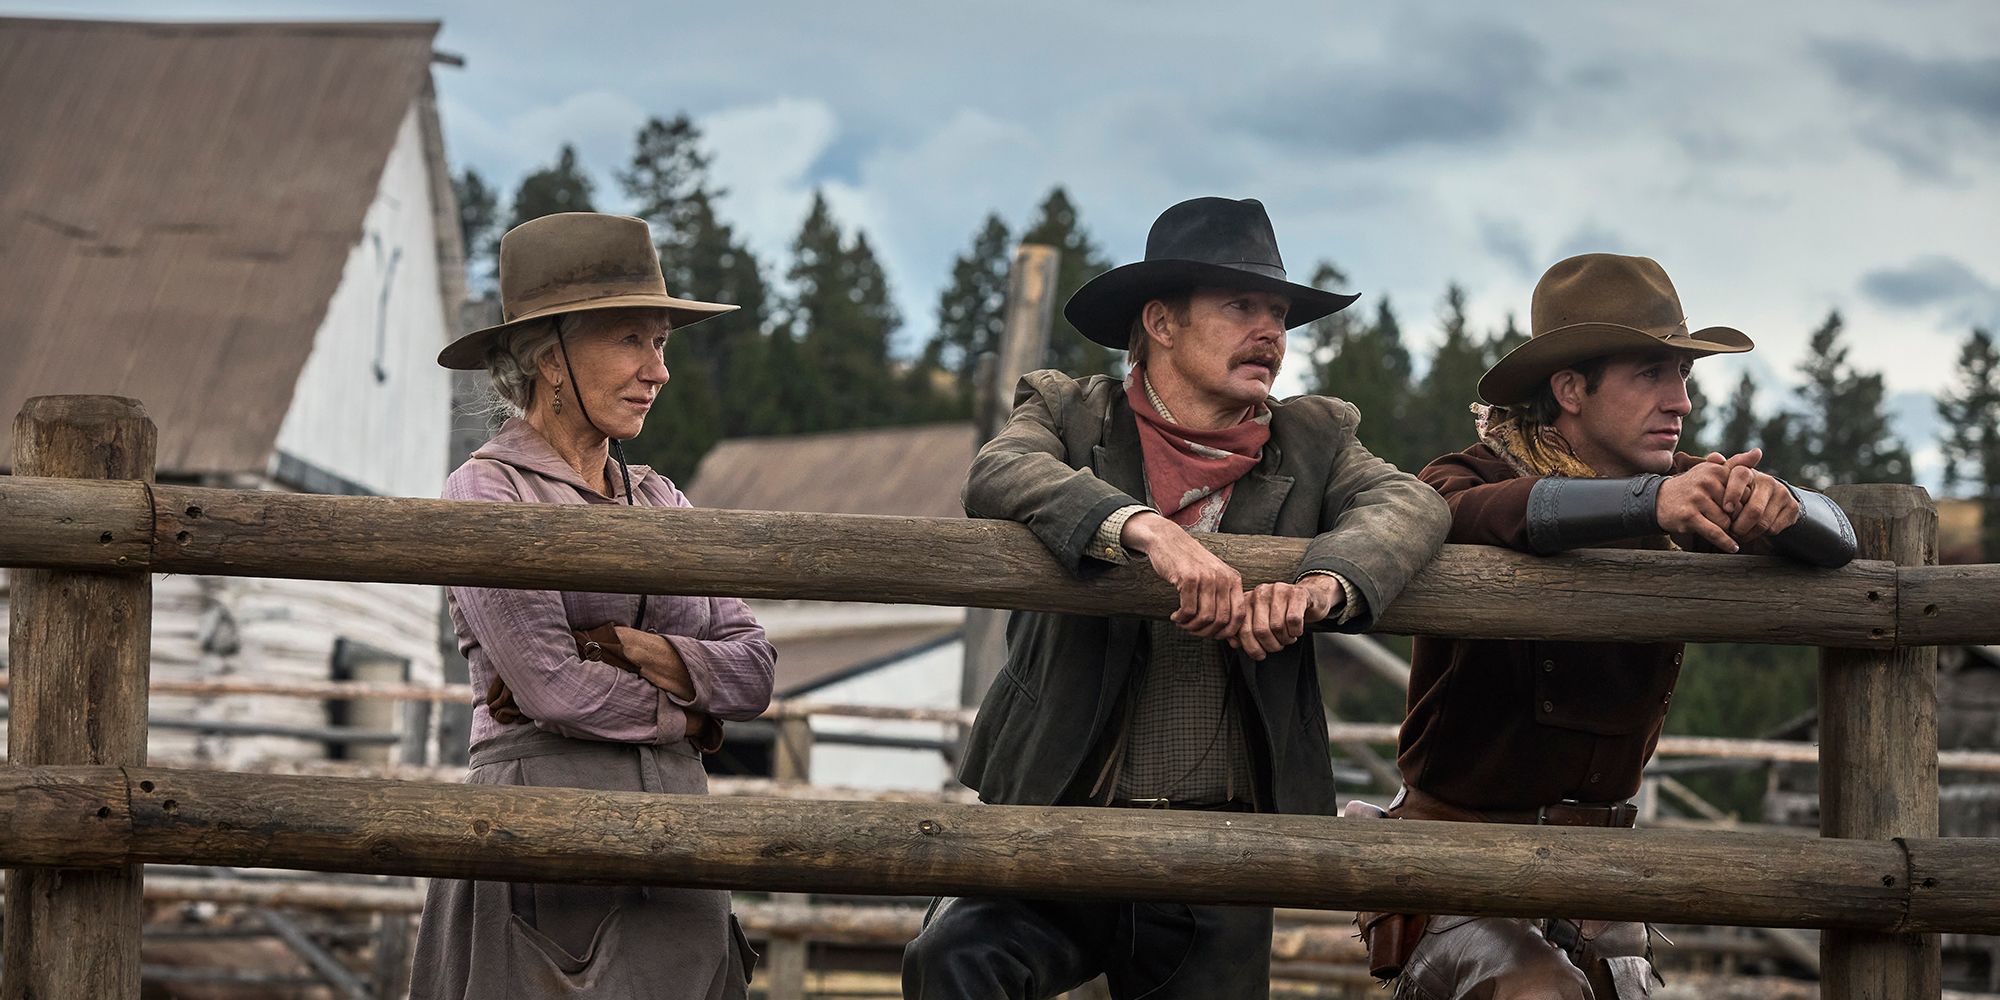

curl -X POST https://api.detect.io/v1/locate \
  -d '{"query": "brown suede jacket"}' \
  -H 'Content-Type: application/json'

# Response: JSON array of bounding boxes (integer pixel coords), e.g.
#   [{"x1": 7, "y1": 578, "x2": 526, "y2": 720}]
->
[{"x1": 1398, "y1": 444, "x2": 1704, "y2": 810}]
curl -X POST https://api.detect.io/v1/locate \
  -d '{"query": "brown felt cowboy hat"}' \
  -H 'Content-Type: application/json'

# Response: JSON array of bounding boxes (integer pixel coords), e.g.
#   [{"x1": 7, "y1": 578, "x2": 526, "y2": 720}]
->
[
  {"x1": 437, "y1": 212, "x2": 738, "y2": 370},
  {"x1": 1478, "y1": 253, "x2": 1754, "y2": 406},
  {"x1": 1063, "y1": 197, "x2": 1358, "y2": 348}
]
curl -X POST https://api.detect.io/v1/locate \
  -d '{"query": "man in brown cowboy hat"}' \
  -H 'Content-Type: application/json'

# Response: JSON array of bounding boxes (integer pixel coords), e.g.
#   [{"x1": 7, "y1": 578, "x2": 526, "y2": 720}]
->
[
  {"x1": 1354, "y1": 253, "x2": 1857, "y2": 999},
  {"x1": 901, "y1": 196, "x2": 1451, "y2": 999}
]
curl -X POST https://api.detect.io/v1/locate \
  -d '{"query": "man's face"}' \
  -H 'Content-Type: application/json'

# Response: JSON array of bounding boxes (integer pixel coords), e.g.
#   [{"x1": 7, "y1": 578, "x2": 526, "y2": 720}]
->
[
  {"x1": 1154, "y1": 286, "x2": 1289, "y2": 408},
  {"x1": 1561, "y1": 350, "x2": 1696, "y2": 475}
]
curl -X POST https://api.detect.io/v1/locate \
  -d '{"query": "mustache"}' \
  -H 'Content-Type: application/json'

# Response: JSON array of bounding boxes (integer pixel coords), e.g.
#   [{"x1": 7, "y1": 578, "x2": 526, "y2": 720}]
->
[{"x1": 1231, "y1": 345, "x2": 1283, "y2": 374}]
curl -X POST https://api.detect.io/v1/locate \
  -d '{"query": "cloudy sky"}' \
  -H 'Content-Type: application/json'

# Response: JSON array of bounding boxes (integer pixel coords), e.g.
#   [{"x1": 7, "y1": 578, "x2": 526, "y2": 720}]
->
[{"x1": 17, "y1": 0, "x2": 1999, "y2": 483}]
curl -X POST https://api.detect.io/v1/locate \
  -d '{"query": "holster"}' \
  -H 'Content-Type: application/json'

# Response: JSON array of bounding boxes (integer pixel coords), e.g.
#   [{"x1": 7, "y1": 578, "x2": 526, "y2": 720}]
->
[
  {"x1": 1344, "y1": 799, "x2": 1430, "y2": 980},
  {"x1": 1358, "y1": 910, "x2": 1431, "y2": 981}
]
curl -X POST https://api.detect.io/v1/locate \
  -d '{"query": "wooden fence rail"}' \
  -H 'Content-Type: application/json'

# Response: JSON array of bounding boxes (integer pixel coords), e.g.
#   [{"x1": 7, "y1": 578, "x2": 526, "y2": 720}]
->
[
  {"x1": 3, "y1": 394, "x2": 1991, "y2": 1000},
  {"x1": 15, "y1": 675, "x2": 2000, "y2": 772},
  {"x1": 0, "y1": 474, "x2": 1958, "y2": 646},
  {"x1": 1, "y1": 764, "x2": 1995, "y2": 936}
]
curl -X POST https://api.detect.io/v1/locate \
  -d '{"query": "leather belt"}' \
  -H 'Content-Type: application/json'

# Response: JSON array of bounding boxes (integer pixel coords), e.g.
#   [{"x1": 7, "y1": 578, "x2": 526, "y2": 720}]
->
[
  {"x1": 1112, "y1": 797, "x2": 1254, "y2": 812},
  {"x1": 1396, "y1": 786, "x2": 1636, "y2": 828},
  {"x1": 1494, "y1": 800, "x2": 1637, "y2": 828}
]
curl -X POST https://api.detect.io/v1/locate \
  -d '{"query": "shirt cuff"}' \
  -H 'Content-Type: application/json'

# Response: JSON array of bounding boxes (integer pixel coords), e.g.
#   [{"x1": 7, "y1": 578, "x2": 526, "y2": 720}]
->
[
  {"x1": 1298, "y1": 569, "x2": 1366, "y2": 625},
  {"x1": 1092, "y1": 504, "x2": 1154, "y2": 564},
  {"x1": 652, "y1": 689, "x2": 688, "y2": 745}
]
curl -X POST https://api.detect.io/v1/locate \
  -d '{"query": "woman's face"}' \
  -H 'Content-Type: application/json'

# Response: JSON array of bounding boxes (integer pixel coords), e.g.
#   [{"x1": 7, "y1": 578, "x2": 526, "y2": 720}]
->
[{"x1": 542, "y1": 309, "x2": 672, "y2": 441}]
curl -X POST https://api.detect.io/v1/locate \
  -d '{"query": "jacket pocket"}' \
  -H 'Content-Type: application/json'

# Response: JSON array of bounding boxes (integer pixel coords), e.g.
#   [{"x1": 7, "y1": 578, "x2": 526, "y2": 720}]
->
[
  {"x1": 1533, "y1": 641, "x2": 1681, "y2": 736},
  {"x1": 505, "y1": 901, "x2": 626, "y2": 978}
]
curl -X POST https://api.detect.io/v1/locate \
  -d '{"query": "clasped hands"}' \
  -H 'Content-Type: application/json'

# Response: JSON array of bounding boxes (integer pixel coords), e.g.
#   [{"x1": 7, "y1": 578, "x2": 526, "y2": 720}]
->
[
  {"x1": 1119, "y1": 511, "x2": 1344, "y2": 661},
  {"x1": 1655, "y1": 448, "x2": 1803, "y2": 553}
]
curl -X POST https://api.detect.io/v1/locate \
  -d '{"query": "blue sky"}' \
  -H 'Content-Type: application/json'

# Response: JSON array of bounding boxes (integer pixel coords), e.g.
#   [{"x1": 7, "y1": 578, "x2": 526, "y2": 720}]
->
[{"x1": 14, "y1": 0, "x2": 1999, "y2": 485}]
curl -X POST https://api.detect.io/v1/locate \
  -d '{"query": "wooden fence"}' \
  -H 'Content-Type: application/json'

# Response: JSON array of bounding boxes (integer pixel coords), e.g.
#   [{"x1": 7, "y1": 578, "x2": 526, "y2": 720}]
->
[{"x1": 3, "y1": 395, "x2": 1999, "y2": 999}]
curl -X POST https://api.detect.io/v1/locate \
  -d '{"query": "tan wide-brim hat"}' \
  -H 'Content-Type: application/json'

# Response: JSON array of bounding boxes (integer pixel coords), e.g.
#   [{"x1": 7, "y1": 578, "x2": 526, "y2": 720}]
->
[
  {"x1": 437, "y1": 212, "x2": 738, "y2": 370},
  {"x1": 1477, "y1": 253, "x2": 1754, "y2": 406}
]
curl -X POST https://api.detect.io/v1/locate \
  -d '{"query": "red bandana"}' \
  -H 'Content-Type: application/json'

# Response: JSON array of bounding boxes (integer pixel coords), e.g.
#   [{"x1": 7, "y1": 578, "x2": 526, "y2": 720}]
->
[{"x1": 1125, "y1": 367, "x2": 1271, "y2": 529}]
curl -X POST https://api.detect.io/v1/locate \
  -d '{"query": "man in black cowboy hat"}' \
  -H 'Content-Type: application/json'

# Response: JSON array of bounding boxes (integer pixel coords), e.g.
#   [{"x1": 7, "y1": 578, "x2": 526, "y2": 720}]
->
[
  {"x1": 1355, "y1": 253, "x2": 1857, "y2": 1000},
  {"x1": 900, "y1": 197, "x2": 1450, "y2": 998}
]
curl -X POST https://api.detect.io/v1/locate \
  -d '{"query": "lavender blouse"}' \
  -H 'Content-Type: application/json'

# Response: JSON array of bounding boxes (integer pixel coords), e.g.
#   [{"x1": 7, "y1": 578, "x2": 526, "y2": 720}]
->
[{"x1": 444, "y1": 418, "x2": 776, "y2": 747}]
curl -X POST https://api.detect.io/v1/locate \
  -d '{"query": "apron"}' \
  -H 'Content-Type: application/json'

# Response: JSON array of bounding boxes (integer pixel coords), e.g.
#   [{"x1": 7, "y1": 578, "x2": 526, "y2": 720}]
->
[{"x1": 410, "y1": 727, "x2": 756, "y2": 999}]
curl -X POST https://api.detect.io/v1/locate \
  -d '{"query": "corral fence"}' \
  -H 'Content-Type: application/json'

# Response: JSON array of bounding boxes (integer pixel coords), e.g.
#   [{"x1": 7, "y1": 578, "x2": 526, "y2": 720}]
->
[{"x1": 3, "y1": 394, "x2": 1998, "y2": 999}]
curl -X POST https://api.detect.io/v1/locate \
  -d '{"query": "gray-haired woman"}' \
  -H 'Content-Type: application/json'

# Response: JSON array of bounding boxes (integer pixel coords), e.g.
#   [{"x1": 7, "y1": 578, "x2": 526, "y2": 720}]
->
[{"x1": 412, "y1": 213, "x2": 774, "y2": 999}]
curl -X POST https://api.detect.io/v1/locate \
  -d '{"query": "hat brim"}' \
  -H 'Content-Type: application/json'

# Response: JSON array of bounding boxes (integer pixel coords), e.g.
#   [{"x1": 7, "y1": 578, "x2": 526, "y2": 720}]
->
[
  {"x1": 1063, "y1": 259, "x2": 1360, "y2": 349},
  {"x1": 1477, "y1": 323, "x2": 1753, "y2": 406},
  {"x1": 437, "y1": 293, "x2": 740, "y2": 371}
]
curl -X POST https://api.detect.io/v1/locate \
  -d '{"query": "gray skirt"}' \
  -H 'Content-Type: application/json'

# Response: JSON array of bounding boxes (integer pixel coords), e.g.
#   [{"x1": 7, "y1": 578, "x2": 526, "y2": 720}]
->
[{"x1": 410, "y1": 727, "x2": 755, "y2": 1000}]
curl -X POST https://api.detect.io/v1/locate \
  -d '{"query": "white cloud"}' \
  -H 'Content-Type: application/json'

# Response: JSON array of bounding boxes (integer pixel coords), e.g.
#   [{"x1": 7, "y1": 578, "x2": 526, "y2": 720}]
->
[{"x1": 702, "y1": 97, "x2": 843, "y2": 270}]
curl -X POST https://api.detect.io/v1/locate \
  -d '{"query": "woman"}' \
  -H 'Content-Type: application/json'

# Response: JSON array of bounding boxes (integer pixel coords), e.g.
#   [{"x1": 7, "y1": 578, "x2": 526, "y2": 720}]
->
[{"x1": 413, "y1": 212, "x2": 776, "y2": 999}]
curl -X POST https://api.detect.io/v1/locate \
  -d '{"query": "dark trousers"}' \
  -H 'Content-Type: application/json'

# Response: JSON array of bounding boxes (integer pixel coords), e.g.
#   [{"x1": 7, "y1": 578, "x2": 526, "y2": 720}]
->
[{"x1": 901, "y1": 896, "x2": 1273, "y2": 1000}]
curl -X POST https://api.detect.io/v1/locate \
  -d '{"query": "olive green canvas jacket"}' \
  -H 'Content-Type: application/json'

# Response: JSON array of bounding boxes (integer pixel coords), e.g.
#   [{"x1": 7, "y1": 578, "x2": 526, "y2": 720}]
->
[{"x1": 957, "y1": 370, "x2": 1449, "y2": 814}]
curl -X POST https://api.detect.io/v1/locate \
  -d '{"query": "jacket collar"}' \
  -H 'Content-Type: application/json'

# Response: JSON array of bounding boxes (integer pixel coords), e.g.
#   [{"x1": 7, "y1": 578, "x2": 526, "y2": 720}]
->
[
  {"x1": 472, "y1": 417, "x2": 655, "y2": 500},
  {"x1": 1096, "y1": 391, "x2": 1293, "y2": 535}
]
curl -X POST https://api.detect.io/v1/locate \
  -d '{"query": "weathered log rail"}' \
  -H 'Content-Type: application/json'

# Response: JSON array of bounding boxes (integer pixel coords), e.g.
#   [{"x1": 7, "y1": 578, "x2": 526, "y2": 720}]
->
[
  {"x1": 3, "y1": 394, "x2": 1993, "y2": 1000},
  {"x1": 0, "y1": 474, "x2": 1941, "y2": 646},
  {"x1": 17, "y1": 676, "x2": 2000, "y2": 772},
  {"x1": 0, "y1": 764, "x2": 1993, "y2": 935}
]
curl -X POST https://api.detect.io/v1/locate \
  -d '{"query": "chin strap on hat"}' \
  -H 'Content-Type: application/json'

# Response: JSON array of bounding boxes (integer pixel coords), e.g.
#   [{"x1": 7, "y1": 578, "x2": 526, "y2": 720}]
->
[{"x1": 555, "y1": 321, "x2": 648, "y2": 627}]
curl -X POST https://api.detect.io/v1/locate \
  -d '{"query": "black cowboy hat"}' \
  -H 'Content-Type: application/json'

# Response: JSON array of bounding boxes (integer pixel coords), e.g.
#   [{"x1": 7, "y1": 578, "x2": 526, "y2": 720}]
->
[{"x1": 1063, "y1": 197, "x2": 1359, "y2": 348}]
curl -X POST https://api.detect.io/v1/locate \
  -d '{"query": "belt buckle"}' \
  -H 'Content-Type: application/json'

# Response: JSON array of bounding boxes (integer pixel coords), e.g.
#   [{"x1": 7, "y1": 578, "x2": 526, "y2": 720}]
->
[{"x1": 1129, "y1": 797, "x2": 1174, "y2": 810}]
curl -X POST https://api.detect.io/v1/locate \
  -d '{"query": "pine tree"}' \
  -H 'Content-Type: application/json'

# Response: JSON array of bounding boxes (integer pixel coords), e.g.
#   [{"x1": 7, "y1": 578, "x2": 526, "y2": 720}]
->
[
  {"x1": 507, "y1": 144, "x2": 596, "y2": 228},
  {"x1": 1482, "y1": 313, "x2": 1527, "y2": 369},
  {"x1": 1681, "y1": 376, "x2": 1712, "y2": 458},
  {"x1": 1793, "y1": 311, "x2": 1912, "y2": 486},
  {"x1": 1756, "y1": 410, "x2": 1808, "y2": 484},
  {"x1": 1021, "y1": 188, "x2": 1119, "y2": 377},
  {"x1": 1938, "y1": 328, "x2": 2000, "y2": 560},
  {"x1": 928, "y1": 214, "x2": 1012, "y2": 413},
  {"x1": 452, "y1": 168, "x2": 500, "y2": 284},
  {"x1": 1408, "y1": 284, "x2": 1488, "y2": 467},
  {"x1": 1297, "y1": 262, "x2": 1358, "y2": 377},
  {"x1": 1312, "y1": 294, "x2": 1416, "y2": 470},
  {"x1": 1716, "y1": 372, "x2": 1762, "y2": 458},
  {"x1": 611, "y1": 117, "x2": 776, "y2": 481},
  {"x1": 785, "y1": 192, "x2": 908, "y2": 429},
  {"x1": 618, "y1": 116, "x2": 711, "y2": 285}
]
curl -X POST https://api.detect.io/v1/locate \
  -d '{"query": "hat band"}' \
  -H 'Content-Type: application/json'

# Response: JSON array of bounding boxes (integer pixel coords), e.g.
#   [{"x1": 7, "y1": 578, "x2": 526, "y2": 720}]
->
[
  {"x1": 505, "y1": 279, "x2": 669, "y2": 322},
  {"x1": 1212, "y1": 260, "x2": 1286, "y2": 280}
]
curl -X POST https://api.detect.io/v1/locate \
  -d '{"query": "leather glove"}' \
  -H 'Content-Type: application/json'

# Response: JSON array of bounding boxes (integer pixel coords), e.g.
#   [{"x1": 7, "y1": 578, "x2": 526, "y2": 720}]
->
[{"x1": 574, "y1": 624, "x2": 724, "y2": 752}]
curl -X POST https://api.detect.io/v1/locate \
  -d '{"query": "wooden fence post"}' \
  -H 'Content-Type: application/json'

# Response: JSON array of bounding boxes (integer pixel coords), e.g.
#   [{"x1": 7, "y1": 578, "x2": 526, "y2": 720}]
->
[
  {"x1": 1820, "y1": 484, "x2": 1941, "y2": 999},
  {"x1": 961, "y1": 243, "x2": 1060, "y2": 714},
  {"x1": 765, "y1": 718, "x2": 817, "y2": 1000},
  {"x1": 2, "y1": 395, "x2": 155, "y2": 1000}
]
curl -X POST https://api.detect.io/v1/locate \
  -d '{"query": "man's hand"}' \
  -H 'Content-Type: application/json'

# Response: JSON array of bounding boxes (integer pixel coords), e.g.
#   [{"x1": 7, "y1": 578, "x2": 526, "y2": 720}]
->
[
  {"x1": 1230, "y1": 577, "x2": 1344, "y2": 661},
  {"x1": 1701, "y1": 450, "x2": 1801, "y2": 542},
  {"x1": 1657, "y1": 460, "x2": 1742, "y2": 553},
  {"x1": 1122, "y1": 511, "x2": 1244, "y2": 638}
]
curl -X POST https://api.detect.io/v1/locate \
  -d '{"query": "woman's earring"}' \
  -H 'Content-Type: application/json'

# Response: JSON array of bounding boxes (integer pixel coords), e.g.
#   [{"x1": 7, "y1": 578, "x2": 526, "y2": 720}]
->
[{"x1": 553, "y1": 381, "x2": 563, "y2": 414}]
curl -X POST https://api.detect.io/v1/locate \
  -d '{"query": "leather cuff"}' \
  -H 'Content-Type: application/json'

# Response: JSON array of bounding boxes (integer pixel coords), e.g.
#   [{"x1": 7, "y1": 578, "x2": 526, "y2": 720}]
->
[
  {"x1": 1525, "y1": 475, "x2": 1665, "y2": 554},
  {"x1": 1767, "y1": 485, "x2": 1859, "y2": 568}
]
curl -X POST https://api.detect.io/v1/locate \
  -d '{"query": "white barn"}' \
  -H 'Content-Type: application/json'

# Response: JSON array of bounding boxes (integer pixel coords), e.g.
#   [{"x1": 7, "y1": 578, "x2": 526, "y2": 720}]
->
[
  {"x1": 0, "y1": 17, "x2": 464, "y2": 769},
  {"x1": 689, "y1": 422, "x2": 978, "y2": 791}
]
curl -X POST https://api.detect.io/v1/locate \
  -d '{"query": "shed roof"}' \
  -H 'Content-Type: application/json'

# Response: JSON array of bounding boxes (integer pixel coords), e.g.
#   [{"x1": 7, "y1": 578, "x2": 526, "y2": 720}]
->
[
  {"x1": 0, "y1": 17, "x2": 441, "y2": 473},
  {"x1": 688, "y1": 422, "x2": 977, "y2": 518}
]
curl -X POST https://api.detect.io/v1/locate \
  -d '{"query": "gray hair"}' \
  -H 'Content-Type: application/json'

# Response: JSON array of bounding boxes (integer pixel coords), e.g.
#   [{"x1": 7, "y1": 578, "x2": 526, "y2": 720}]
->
[
  {"x1": 480, "y1": 318, "x2": 563, "y2": 417},
  {"x1": 478, "y1": 308, "x2": 675, "y2": 418}
]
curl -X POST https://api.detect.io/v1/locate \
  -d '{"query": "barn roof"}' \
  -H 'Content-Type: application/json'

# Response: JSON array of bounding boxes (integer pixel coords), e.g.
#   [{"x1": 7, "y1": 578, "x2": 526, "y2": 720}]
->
[
  {"x1": 0, "y1": 17, "x2": 441, "y2": 474},
  {"x1": 687, "y1": 422, "x2": 977, "y2": 518}
]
